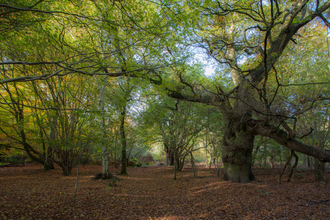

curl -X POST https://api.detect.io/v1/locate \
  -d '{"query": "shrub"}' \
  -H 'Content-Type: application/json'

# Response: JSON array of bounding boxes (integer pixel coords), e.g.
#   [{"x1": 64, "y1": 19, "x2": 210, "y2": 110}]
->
[{"x1": 128, "y1": 158, "x2": 142, "y2": 167}]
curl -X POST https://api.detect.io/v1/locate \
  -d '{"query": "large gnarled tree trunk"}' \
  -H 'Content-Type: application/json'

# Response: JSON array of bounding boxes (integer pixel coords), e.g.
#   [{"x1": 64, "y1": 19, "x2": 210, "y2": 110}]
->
[
  {"x1": 220, "y1": 2, "x2": 330, "y2": 183},
  {"x1": 222, "y1": 115, "x2": 255, "y2": 183}
]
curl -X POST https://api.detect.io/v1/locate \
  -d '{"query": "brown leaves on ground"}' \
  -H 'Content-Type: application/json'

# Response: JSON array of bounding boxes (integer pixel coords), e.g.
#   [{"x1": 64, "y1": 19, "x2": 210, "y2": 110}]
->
[{"x1": 1, "y1": 164, "x2": 330, "y2": 219}]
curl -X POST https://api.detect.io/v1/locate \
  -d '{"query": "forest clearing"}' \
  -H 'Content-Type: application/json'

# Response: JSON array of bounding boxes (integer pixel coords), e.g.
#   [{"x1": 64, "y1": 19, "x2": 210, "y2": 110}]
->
[{"x1": 1, "y1": 164, "x2": 330, "y2": 220}]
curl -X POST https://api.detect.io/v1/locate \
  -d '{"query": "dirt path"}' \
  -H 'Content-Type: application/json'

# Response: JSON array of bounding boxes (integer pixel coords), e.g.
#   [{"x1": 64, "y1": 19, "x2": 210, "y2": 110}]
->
[{"x1": 0, "y1": 164, "x2": 329, "y2": 219}]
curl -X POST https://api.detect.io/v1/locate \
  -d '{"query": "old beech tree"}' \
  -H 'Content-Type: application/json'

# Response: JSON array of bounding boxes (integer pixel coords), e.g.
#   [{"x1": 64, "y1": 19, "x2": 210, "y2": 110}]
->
[{"x1": 164, "y1": 0, "x2": 330, "y2": 182}]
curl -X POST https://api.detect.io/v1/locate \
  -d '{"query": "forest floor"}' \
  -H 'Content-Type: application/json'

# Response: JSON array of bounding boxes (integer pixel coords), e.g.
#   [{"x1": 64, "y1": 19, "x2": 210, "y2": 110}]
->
[{"x1": 1, "y1": 164, "x2": 330, "y2": 220}]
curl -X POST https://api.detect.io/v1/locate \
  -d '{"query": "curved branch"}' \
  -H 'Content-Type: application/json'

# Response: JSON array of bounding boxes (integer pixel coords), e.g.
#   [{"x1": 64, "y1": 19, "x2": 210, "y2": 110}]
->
[
  {"x1": 253, "y1": 120, "x2": 330, "y2": 162},
  {"x1": 318, "y1": 13, "x2": 330, "y2": 29}
]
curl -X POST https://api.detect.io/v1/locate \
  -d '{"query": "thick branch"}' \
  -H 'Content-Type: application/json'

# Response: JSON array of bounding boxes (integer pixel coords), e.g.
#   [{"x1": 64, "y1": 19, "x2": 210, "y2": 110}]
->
[
  {"x1": 166, "y1": 89, "x2": 216, "y2": 104},
  {"x1": 253, "y1": 120, "x2": 330, "y2": 162}
]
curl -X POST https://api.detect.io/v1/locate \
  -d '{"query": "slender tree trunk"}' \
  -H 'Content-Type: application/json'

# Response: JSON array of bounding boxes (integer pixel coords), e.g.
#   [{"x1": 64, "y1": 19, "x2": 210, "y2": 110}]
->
[
  {"x1": 41, "y1": 128, "x2": 50, "y2": 171},
  {"x1": 165, "y1": 146, "x2": 174, "y2": 166},
  {"x1": 278, "y1": 150, "x2": 294, "y2": 184},
  {"x1": 165, "y1": 152, "x2": 169, "y2": 166},
  {"x1": 271, "y1": 160, "x2": 275, "y2": 169},
  {"x1": 190, "y1": 152, "x2": 197, "y2": 178},
  {"x1": 169, "y1": 152, "x2": 174, "y2": 165},
  {"x1": 47, "y1": 117, "x2": 57, "y2": 170},
  {"x1": 314, "y1": 158, "x2": 325, "y2": 181},
  {"x1": 208, "y1": 157, "x2": 212, "y2": 169},
  {"x1": 114, "y1": 150, "x2": 118, "y2": 169},
  {"x1": 73, "y1": 162, "x2": 79, "y2": 206},
  {"x1": 287, "y1": 151, "x2": 298, "y2": 182},
  {"x1": 61, "y1": 161, "x2": 72, "y2": 176},
  {"x1": 35, "y1": 113, "x2": 54, "y2": 170},
  {"x1": 101, "y1": 142, "x2": 109, "y2": 178},
  {"x1": 263, "y1": 156, "x2": 267, "y2": 168},
  {"x1": 174, "y1": 146, "x2": 177, "y2": 180},
  {"x1": 303, "y1": 154, "x2": 307, "y2": 167},
  {"x1": 120, "y1": 105, "x2": 128, "y2": 175},
  {"x1": 46, "y1": 147, "x2": 55, "y2": 169},
  {"x1": 94, "y1": 76, "x2": 109, "y2": 179},
  {"x1": 73, "y1": 151, "x2": 82, "y2": 206},
  {"x1": 252, "y1": 145, "x2": 260, "y2": 168},
  {"x1": 176, "y1": 156, "x2": 185, "y2": 171}
]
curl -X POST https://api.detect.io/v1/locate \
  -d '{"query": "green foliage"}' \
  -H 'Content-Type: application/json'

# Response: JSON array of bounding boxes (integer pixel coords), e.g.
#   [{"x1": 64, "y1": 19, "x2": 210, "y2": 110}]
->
[
  {"x1": 129, "y1": 157, "x2": 142, "y2": 167},
  {"x1": 194, "y1": 153, "x2": 206, "y2": 163},
  {"x1": 150, "y1": 145, "x2": 166, "y2": 162},
  {"x1": 8, "y1": 158, "x2": 20, "y2": 163}
]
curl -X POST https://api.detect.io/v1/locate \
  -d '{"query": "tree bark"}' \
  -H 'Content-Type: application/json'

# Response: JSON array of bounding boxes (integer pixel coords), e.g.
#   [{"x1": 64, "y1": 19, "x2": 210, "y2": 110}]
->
[
  {"x1": 314, "y1": 158, "x2": 325, "y2": 181},
  {"x1": 190, "y1": 152, "x2": 197, "y2": 178},
  {"x1": 176, "y1": 156, "x2": 185, "y2": 171},
  {"x1": 46, "y1": 147, "x2": 54, "y2": 169},
  {"x1": 164, "y1": 143, "x2": 174, "y2": 166},
  {"x1": 165, "y1": 152, "x2": 169, "y2": 166},
  {"x1": 100, "y1": 90, "x2": 109, "y2": 179},
  {"x1": 278, "y1": 150, "x2": 294, "y2": 184},
  {"x1": 287, "y1": 151, "x2": 298, "y2": 182},
  {"x1": 173, "y1": 146, "x2": 177, "y2": 180},
  {"x1": 94, "y1": 75, "x2": 109, "y2": 178},
  {"x1": 254, "y1": 121, "x2": 330, "y2": 162},
  {"x1": 222, "y1": 117, "x2": 255, "y2": 183},
  {"x1": 120, "y1": 105, "x2": 128, "y2": 175},
  {"x1": 169, "y1": 151, "x2": 174, "y2": 165}
]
